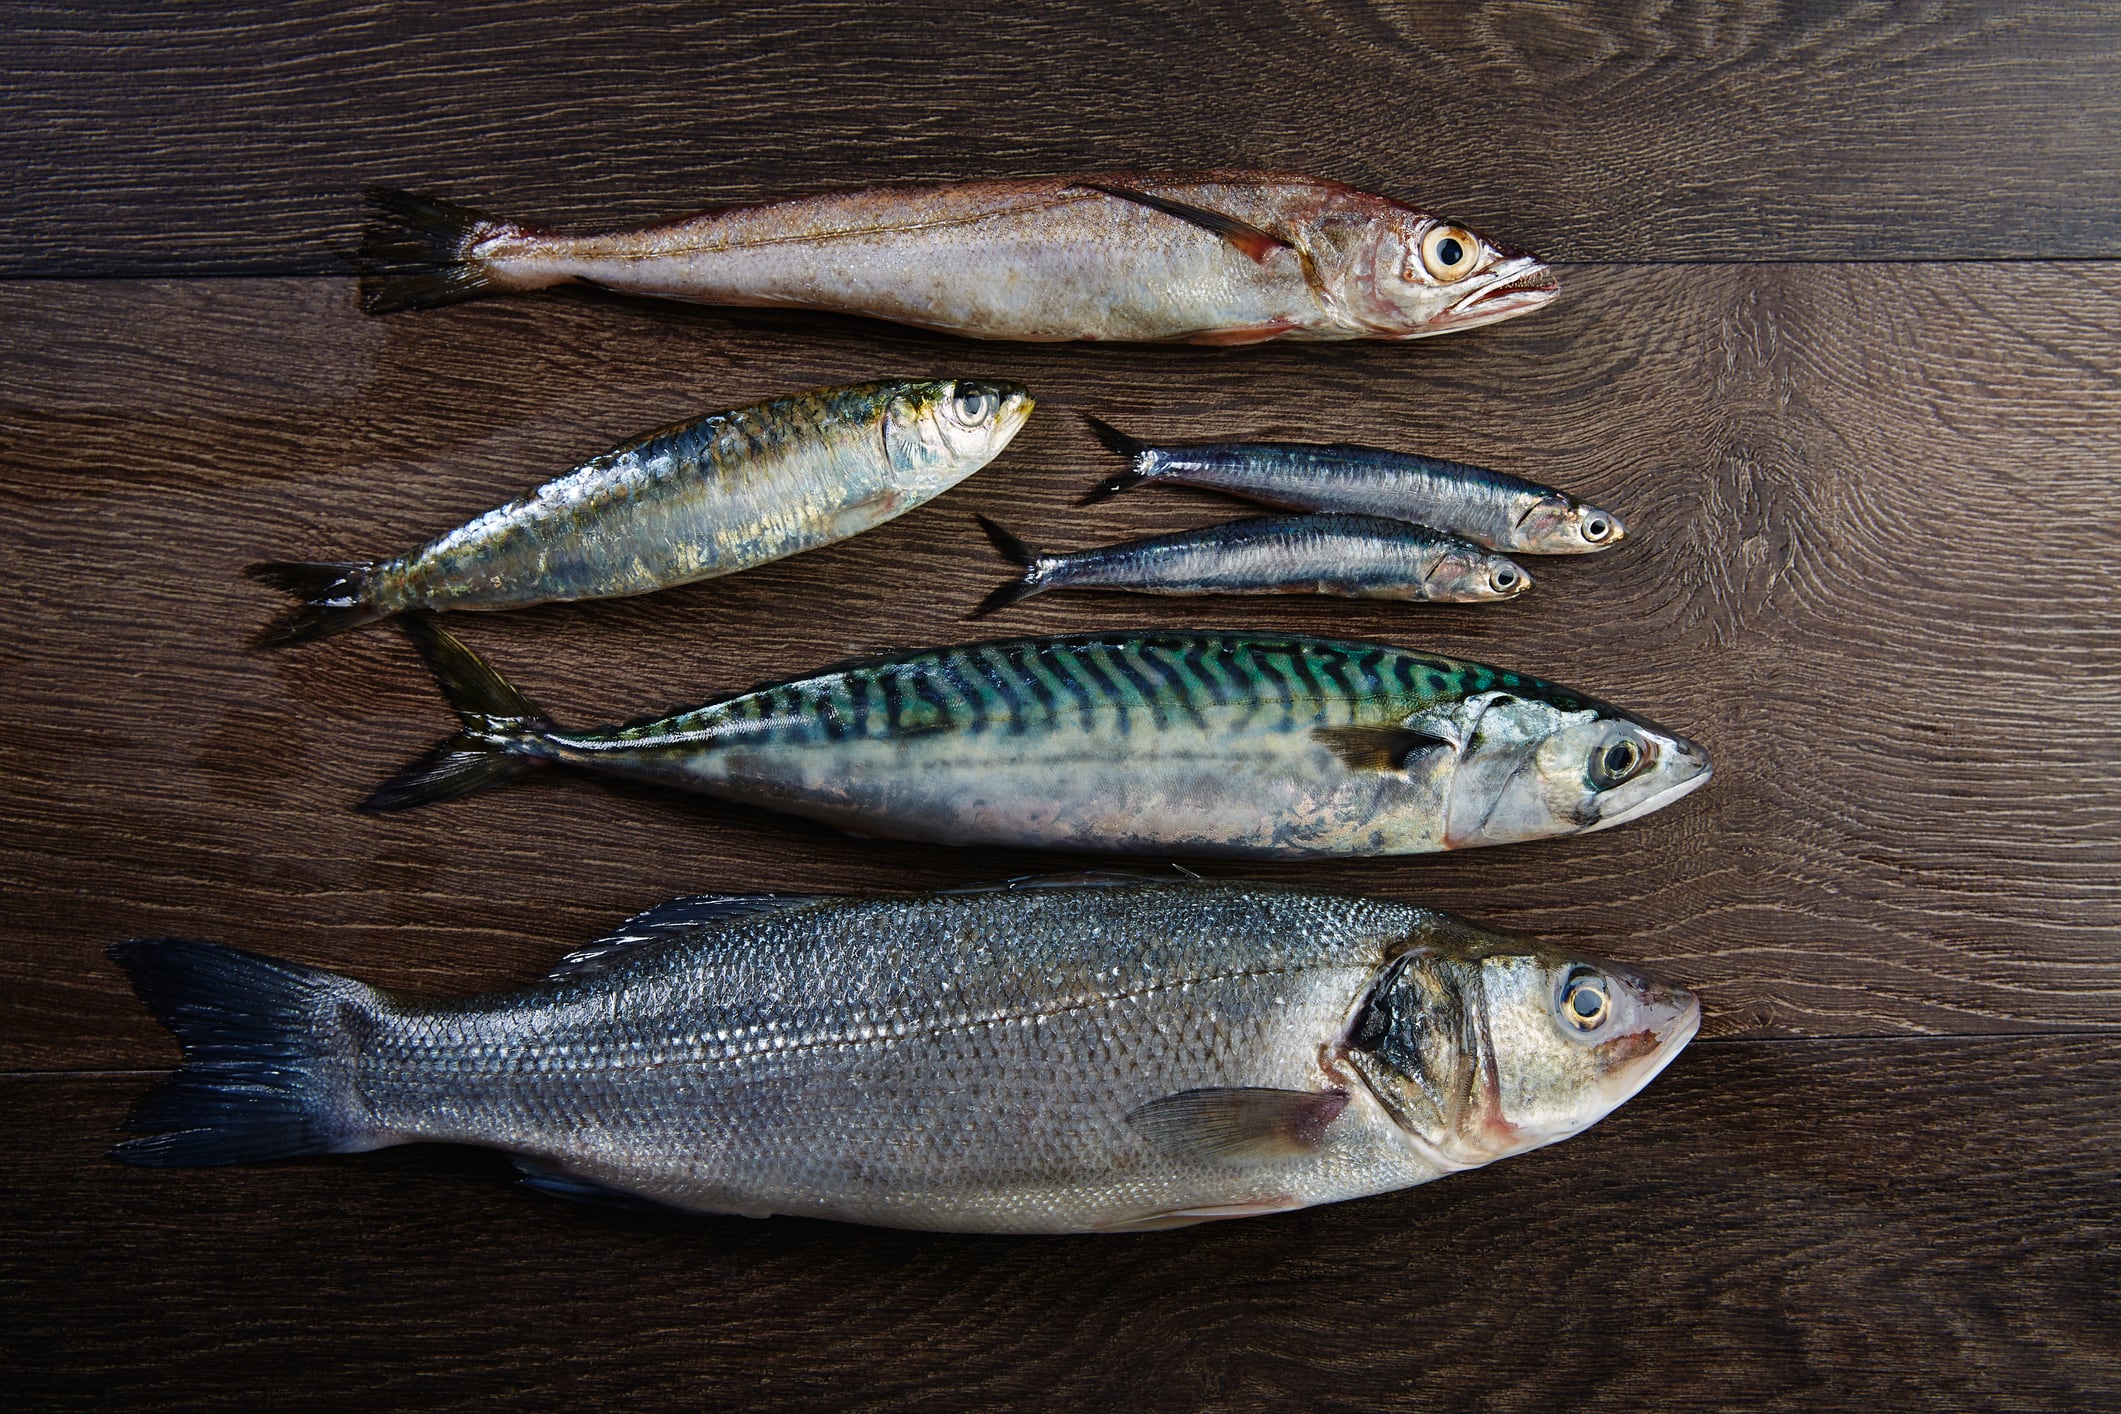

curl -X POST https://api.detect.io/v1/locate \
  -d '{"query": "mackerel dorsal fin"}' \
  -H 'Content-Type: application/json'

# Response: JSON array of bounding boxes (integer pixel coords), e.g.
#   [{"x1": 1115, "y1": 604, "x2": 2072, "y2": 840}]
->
[
  {"x1": 1079, "y1": 182, "x2": 1291, "y2": 263},
  {"x1": 1312, "y1": 725, "x2": 1454, "y2": 773},
  {"x1": 547, "y1": 893, "x2": 829, "y2": 980}
]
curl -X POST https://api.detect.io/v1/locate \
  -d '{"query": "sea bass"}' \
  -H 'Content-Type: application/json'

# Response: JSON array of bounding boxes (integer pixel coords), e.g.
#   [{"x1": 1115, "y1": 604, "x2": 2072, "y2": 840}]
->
[
  {"x1": 357, "y1": 174, "x2": 1557, "y2": 345},
  {"x1": 364, "y1": 619, "x2": 1711, "y2": 858},
  {"x1": 248, "y1": 379, "x2": 1032, "y2": 646},
  {"x1": 109, "y1": 879, "x2": 1700, "y2": 1233},
  {"x1": 972, "y1": 513, "x2": 1530, "y2": 616},
  {"x1": 1084, "y1": 417, "x2": 1623, "y2": 555}
]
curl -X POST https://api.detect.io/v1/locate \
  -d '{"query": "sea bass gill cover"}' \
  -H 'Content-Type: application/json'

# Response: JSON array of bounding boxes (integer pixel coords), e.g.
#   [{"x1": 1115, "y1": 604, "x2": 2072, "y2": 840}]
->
[
  {"x1": 357, "y1": 173, "x2": 1557, "y2": 344},
  {"x1": 110, "y1": 879, "x2": 1699, "y2": 1234}
]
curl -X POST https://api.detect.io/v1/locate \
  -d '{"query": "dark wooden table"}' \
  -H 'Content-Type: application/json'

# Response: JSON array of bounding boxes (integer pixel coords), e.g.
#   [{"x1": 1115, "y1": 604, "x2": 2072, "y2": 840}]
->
[{"x1": 5, "y1": 4, "x2": 2118, "y2": 1409}]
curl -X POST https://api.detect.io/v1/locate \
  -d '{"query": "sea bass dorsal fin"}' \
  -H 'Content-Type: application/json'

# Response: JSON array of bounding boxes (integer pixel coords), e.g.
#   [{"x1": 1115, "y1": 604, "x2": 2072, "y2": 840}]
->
[
  {"x1": 1079, "y1": 183, "x2": 1291, "y2": 263},
  {"x1": 1312, "y1": 725, "x2": 1454, "y2": 772},
  {"x1": 939, "y1": 871, "x2": 1180, "y2": 896},
  {"x1": 547, "y1": 893, "x2": 829, "y2": 980},
  {"x1": 1129, "y1": 1087, "x2": 1349, "y2": 1163}
]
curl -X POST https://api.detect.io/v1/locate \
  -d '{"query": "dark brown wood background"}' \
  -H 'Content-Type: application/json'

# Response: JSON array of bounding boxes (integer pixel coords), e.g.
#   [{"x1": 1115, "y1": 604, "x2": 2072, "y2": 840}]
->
[{"x1": 4, "y1": 4, "x2": 2117, "y2": 1410}]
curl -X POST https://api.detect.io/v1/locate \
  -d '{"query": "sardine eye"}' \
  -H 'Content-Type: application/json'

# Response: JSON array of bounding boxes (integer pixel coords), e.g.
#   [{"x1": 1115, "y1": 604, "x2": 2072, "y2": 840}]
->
[
  {"x1": 1581, "y1": 514, "x2": 1613, "y2": 543},
  {"x1": 1561, "y1": 971, "x2": 1611, "y2": 1031},
  {"x1": 951, "y1": 385, "x2": 998, "y2": 424},
  {"x1": 1420, "y1": 225, "x2": 1480, "y2": 282},
  {"x1": 1491, "y1": 565, "x2": 1520, "y2": 592},
  {"x1": 1588, "y1": 737, "x2": 1645, "y2": 789}
]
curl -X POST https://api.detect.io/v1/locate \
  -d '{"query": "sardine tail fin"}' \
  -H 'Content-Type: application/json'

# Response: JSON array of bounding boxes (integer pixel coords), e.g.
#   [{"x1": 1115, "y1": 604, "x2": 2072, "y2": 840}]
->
[
  {"x1": 107, "y1": 938, "x2": 380, "y2": 1167},
  {"x1": 971, "y1": 515, "x2": 1050, "y2": 617},
  {"x1": 362, "y1": 615, "x2": 554, "y2": 812},
  {"x1": 245, "y1": 560, "x2": 386, "y2": 648},
  {"x1": 357, "y1": 186, "x2": 506, "y2": 314},
  {"x1": 1079, "y1": 416, "x2": 1153, "y2": 504}
]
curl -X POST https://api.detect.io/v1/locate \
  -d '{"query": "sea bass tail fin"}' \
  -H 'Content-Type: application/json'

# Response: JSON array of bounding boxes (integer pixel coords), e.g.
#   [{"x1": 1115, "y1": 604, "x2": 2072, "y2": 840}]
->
[
  {"x1": 107, "y1": 938, "x2": 383, "y2": 1167},
  {"x1": 246, "y1": 560, "x2": 386, "y2": 648},
  {"x1": 362, "y1": 615, "x2": 555, "y2": 812},
  {"x1": 1079, "y1": 415, "x2": 1154, "y2": 504},
  {"x1": 358, "y1": 186, "x2": 510, "y2": 314},
  {"x1": 971, "y1": 515, "x2": 1051, "y2": 617}
]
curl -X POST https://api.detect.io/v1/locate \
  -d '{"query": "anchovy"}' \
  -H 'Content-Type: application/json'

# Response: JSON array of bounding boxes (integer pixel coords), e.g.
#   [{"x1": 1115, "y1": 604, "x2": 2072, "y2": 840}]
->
[
  {"x1": 1082, "y1": 417, "x2": 1624, "y2": 555},
  {"x1": 108, "y1": 878, "x2": 1699, "y2": 1234},
  {"x1": 971, "y1": 513, "x2": 1531, "y2": 616},
  {"x1": 247, "y1": 379, "x2": 1030, "y2": 647},
  {"x1": 362, "y1": 619, "x2": 1711, "y2": 857},
  {"x1": 356, "y1": 174, "x2": 1557, "y2": 345}
]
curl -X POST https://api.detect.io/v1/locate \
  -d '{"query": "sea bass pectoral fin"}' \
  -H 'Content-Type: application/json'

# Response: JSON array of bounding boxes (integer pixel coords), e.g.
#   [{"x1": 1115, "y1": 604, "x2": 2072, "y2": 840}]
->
[
  {"x1": 360, "y1": 615, "x2": 556, "y2": 813},
  {"x1": 548, "y1": 893, "x2": 834, "y2": 980},
  {"x1": 1079, "y1": 183, "x2": 1291, "y2": 264},
  {"x1": 1128, "y1": 1087, "x2": 1349, "y2": 1164},
  {"x1": 1311, "y1": 725, "x2": 1454, "y2": 773}
]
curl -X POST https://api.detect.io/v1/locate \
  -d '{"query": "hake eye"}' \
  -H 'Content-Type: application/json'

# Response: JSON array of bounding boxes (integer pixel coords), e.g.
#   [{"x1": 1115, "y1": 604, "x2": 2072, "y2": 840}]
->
[
  {"x1": 1561, "y1": 971, "x2": 1611, "y2": 1031},
  {"x1": 951, "y1": 385, "x2": 998, "y2": 424},
  {"x1": 1420, "y1": 225, "x2": 1480, "y2": 282},
  {"x1": 1588, "y1": 737, "x2": 1645, "y2": 789}
]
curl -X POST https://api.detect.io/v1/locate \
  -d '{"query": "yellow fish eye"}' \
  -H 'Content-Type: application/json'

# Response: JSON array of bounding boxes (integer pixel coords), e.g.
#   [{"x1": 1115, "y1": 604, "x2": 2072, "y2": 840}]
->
[
  {"x1": 1420, "y1": 225, "x2": 1480, "y2": 282},
  {"x1": 1562, "y1": 972, "x2": 1611, "y2": 1030}
]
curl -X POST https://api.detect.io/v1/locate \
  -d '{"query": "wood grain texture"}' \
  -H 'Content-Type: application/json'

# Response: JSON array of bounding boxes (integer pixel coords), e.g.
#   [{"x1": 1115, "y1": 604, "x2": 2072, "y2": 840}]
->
[
  {"x1": 8, "y1": 1038, "x2": 2118, "y2": 1411},
  {"x1": 4, "y1": 1, "x2": 2120, "y2": 273},
  {"x1": 2, "y1": 264, "x2": 2117, "y2": 1070}
]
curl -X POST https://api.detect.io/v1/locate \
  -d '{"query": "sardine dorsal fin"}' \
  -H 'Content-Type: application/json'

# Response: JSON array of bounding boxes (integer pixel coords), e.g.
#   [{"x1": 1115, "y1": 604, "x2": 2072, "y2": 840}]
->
[
  {"x1": 1312, "y1": 724, "x2": 1454, "y2": 773},
  {"x1": 1128, "y1": 1087, "x2": 1349, "y2": 1164},
  {"x1": 1078, "y1": 182, "x2": 1291, "y2": 263},
  {"x1": 548, "y1": 893, "x2": 829, "y2": 980}
]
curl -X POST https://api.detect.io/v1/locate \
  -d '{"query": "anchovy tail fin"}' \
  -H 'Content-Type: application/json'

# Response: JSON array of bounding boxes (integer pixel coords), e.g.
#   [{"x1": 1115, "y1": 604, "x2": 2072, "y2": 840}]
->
[
  {"x1": 108, "y1": 938, "x2": 382, "y2": 1167},
  {"x1": 1079, "y1": 415, "x2": 1154, "y2": 504},
  {"x1": 971, "y1": 515, "x2": 1052, "y2": 617},
  {"x1": 246, "y1": 560, "x2": 386, "y2": 647},
  {"x1": 363, "y1": 615, "x2": 556, "y2": 812},
  {"x1": 357, "y1": 187, "x2": 509, "y2": 314}
]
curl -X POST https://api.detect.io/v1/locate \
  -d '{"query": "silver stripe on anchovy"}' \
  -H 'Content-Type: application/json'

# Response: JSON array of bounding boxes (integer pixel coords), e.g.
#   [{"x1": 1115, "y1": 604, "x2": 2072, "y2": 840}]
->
[
  {"x1": 971, "y1": 512, "x2": 1531, "y2": 616},
  {"x1": 1081, "y1": 415, "x2": 1623, "y2": 555}
]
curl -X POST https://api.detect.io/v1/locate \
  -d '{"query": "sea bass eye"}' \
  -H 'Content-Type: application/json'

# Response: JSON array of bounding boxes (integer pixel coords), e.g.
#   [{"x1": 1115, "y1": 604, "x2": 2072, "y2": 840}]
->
[
  {"x1": 951, "y1": 385, "x2": 998, "y2": 424},
  {"x1": 1589, "y1": 737, "x2": 1645, "y2": 789},
  {"x1": 1421, "y1": 225, "x2": 1480, "y2": 282},
  {"x1": 1561, "y1": 970, "x2": 1611, "y2": 1031}
]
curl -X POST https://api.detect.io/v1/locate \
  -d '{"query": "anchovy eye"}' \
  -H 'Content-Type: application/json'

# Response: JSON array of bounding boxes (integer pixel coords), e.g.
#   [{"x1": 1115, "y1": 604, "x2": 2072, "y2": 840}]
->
[
  {"x1": 952, "y1": 386, "x2": 997, "y2": 424},
  {"x1": 1589, "y1": 737, "x2": 1645, "y2": 789},
  {"x1": 1561, "y1": 971, "x2": 1611, "y2": 1031},
  {"x1": 1420, "y1": 225, "x2": 1480, "y2": 282}
]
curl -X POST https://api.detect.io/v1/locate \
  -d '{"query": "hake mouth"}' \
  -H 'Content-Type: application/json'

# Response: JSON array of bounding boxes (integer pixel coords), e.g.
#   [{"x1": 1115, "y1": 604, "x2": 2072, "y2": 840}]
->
[{"x1": 1452, "y1": 258, "x2": 1560, "y2": 320}]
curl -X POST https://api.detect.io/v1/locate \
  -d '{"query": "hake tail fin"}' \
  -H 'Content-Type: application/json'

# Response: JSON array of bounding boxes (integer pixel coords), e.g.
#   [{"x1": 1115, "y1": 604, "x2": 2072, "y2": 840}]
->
[
  {"x1": 246, "y1": 560, "x2": 386, "y2": 648},
  {"x1": 362, "y1": 615, "x2": 556, "y2": 812},
  {"x1": 357, "y1": 186, "x2": 508, "y2": 314},
  {"x1": 971, "y1": 515, "x2": 1052, "y2": 618},
  {"x1": 108, "y1": 938, "x2": 383, "y2": 1167},
  {"x1": 1079, "y1": 415, "x2": 1154, "y2": 504}
]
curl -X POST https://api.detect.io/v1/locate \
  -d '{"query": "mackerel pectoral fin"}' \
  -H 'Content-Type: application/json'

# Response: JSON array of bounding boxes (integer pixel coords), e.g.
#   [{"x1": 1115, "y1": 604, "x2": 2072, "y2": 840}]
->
[
  {"x1": 1078, "y1": 182, "x2": 1291, "y2": 263},
  {"x1": 548, "y1": 893, "x2": 833, "y2": 980},
  {"x1": 1128, "y1": 1087, "x2": 1349, "y2": 1164},
  {"x1": 1311, "y1": 725, "x2": 1454, "y2": 773},
  {"x1": 1095, "y1": 1196, "x2": 1306, "y2": 1232}
]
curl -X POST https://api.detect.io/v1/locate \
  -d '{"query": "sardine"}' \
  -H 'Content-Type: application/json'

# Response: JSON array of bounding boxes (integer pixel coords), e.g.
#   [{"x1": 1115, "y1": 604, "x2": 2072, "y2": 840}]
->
[
  {"x1": 108, "y1": 878, "x2": 1700, "y2": 1234},
  {"x1": 1083, "y1": 417, "x2": 1624, "y2": 555},
  {"x1": 972, "y1": 513, "x2": 1531, "y2": 616},
  {"x1": 363, "y1": 619, "x2": 1711, "y2": 857},
  {"x1": 247, "y1": 379, "x2": 1032, "y2": 646},
  {"x1": 356, "y1": 175, "x2": 1557, "y2": 345}
]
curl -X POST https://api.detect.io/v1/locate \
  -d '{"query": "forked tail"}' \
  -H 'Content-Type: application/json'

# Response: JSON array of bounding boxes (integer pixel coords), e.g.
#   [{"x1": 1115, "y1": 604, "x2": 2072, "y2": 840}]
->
[
  {"x1": 362, "y1": 615, "x2": 558, "y2": 811},
  {"x1": 970, "y1": 515, "x2": 1053, "y2": 617},
  {"x1": 357, "y1": 186, "x2": 512, "y2": 314},
  {"x1": 1078, "y1": 414, "x2": 1155, "y2": 504},
  {"x1": 246, "y1": 560, "x2": 386, "y2": 647}
]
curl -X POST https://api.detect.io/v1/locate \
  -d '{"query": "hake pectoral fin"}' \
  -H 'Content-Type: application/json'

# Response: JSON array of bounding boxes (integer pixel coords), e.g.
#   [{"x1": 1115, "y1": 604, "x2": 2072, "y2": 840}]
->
[
  {"x1": 1078, "y1": 183, "x2": 1292, "y2": 264},
  {"x1": 1127, "y1": 1087, "x2": 1349, "y2": 1164}
]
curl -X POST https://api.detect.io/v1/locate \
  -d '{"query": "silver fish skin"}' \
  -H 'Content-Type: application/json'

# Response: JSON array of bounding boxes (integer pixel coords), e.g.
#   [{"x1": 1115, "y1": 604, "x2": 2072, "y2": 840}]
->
[
  {"x1": 247, "y1": 379, "x2": 1032, "y2": 646},
  {"x1": 357, "y1": 175, "x2": 1558, "y2": 345},
  {"x1": 109, "y1": 880, "x2": 1701, "y2": 1234},
  {"x1": 1083, "y1": 416, "x2": 1624, "y2": 555},
  {"x1": 363, "y1": 621, "x2": 1712, "y2": 859},
  {"x1": 972, "y1": 513, "x2": 1531, "y2": 616}
]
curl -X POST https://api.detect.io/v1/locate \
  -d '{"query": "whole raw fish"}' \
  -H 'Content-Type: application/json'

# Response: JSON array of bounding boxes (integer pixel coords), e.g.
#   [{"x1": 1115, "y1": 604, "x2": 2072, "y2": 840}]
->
[
  {"x1": 364, "y1": 619, "x2": 1711, "y2": 857},
  {"x1": 972, "y1": 512, "x2": 1531, "y2": 616},
  {"x1": 109, "y1": 878, "x2": 1700, "y2": 1233},
  {"x1": 1083, "y1": 416, "x2": 1623, "y2": 554},
  {"x1": 357, "y1": 174, "x2": 1557, "y2": 344},
  {"x1": 248, "y1": 379, "x2": 1031, "y2": 646}
]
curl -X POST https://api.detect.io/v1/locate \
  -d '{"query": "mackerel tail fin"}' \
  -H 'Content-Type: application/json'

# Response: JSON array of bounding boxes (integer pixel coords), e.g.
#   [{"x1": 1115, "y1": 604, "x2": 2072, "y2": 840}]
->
[
  {"x1": 1079, "y1": 415, "x2": 1154, "y2": 504},
  {"x1": 246, "y1": 560, "x2": 387, "y2": 648},
  {"x1": 362, "y1": 615, "x2": 557, "y2": 812},
  {"x1": 108, "y1": 938, "x2": 384, "y2": 1167},
  {"x1": 971, "y1": 515, "x2": 1051, "y2": 617},
  {"x1": 357, "y1": 186, "x2": 511, "y2": 314}
]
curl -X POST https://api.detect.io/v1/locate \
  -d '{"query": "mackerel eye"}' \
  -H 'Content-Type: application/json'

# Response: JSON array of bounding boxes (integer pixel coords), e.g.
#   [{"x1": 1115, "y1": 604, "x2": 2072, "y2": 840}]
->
[
  {"x1": 1561, "y1": 971, "x2": 1611, "y2": 1031},
  {"x1": 1420, "y1": 225, "x2": 1480, "y2": 282},
  {"x1": 951, "y1": 385, "x2": 998, "y2": 424},
  {"x1": 1588, "y1": 737, "x2": 1645, "y2": 789}
]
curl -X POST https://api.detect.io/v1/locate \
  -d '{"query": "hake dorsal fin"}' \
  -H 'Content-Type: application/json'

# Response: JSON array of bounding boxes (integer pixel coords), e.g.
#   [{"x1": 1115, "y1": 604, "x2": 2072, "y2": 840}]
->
[
  {"x1": 1128, "y1": 1087, "x2": 1350, "y2": 1164},
  {"x1": 1079, "y1": 182, "x2": 1291, "y2": 263},
  {"x1": 547, "y1": 893, "x2": 830, "y2": 980},
  {"x1": 1312, "y1": 725, "x2": 1454, "y2": 773}
]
